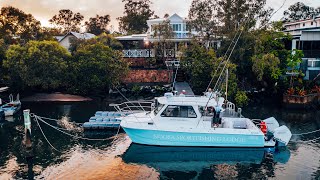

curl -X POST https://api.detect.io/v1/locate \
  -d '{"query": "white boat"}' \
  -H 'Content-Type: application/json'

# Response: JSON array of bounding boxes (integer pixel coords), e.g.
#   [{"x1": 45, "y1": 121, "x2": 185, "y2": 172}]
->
[
  {"x1": 120, "y1": 93, "x2": 292, "y2": 147},
  {"x1": 0, "y1": 94, "x2": 21, "y2": 116}
]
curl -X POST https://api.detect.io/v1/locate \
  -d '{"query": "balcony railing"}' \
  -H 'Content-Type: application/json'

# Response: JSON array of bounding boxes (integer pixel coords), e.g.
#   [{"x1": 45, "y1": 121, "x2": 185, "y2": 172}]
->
[
  {"x1": 123, "y1": 49, "x2": 155, "y2": 58},
  {"x1": 123, "y1": 49, "x2": 181, "y2": 58}
]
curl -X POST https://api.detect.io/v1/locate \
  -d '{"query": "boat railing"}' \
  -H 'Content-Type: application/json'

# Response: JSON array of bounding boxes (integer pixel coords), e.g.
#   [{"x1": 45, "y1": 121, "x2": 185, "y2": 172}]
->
[
  {"x1": 110, "y1": 101, "x2": 154, "y2": 113},
  {"x1": 224, "y1": 102, "x2": 244, "y2": 118}
]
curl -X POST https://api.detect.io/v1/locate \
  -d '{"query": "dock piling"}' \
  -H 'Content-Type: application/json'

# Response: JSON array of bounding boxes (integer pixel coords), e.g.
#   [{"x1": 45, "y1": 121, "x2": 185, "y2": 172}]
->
[{"x1": 23, "y1": 109, "x2": 31, "y2": 135}]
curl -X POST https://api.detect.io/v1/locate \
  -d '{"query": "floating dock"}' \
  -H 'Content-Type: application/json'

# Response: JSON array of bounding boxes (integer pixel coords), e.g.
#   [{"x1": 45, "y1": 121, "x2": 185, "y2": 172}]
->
[{"x1": 83, "y1": 111, "x2": 130, "y2": 130}]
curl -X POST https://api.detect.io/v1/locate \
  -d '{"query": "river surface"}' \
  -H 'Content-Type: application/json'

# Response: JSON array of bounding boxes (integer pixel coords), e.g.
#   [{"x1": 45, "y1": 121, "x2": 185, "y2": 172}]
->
[{"x1": 0, "y1": 100, "x2": 320, "y2": 180}]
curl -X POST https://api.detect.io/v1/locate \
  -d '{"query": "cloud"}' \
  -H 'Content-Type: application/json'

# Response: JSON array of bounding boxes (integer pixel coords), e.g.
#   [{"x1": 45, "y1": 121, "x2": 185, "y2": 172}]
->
[{"x1": 0, "y1": 0, "x2": 319, "y2": 30}]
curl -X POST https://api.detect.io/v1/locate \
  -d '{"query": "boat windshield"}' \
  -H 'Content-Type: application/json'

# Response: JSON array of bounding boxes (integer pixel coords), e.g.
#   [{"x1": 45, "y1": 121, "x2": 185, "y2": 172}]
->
[{"x1": 154, "y1": 100, "x2": 164, "y2": 115}]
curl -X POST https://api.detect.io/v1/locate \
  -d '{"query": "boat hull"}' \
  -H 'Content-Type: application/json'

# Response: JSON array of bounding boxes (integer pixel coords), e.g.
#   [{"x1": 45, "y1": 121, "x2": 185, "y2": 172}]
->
[{"x1": 123, "y1": 127, "x2": 265, "y2": 147}]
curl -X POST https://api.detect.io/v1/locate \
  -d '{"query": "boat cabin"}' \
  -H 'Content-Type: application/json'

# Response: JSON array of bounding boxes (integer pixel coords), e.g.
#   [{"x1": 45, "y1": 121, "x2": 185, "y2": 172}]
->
[{"x1": 147, "y1": 94, "x2": 256, "y2": 131}]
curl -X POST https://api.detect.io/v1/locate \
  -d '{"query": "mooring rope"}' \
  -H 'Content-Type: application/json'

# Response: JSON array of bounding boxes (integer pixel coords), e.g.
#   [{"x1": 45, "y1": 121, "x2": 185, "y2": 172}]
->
[
  {"x1": 290, "y1": 136, "x2": 320, "y2": 143},
  {"x1": 292, "y1": 129, "x2": 320, "y2": 136},
  {"x1": 35, "y1": 115, "x2": 83, "y2": 125},
  {"x1": 34, "y1": 115, "x2": 116, "y2": 141},
  {"x1": 35, "y1": 116, "x2": 62, "y2": 152}
]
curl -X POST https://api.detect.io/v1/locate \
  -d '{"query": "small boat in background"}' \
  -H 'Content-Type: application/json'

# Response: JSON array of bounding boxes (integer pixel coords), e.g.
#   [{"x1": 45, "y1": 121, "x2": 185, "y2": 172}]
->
[{"x1": 0, "y1": 94, "x2": 21, "y2": 116}]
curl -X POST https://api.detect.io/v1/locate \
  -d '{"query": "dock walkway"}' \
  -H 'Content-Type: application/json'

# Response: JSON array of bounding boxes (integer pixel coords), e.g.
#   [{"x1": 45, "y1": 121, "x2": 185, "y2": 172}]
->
[{"x1": 174, "y1": 82, "x2": 195, "y2": 96}]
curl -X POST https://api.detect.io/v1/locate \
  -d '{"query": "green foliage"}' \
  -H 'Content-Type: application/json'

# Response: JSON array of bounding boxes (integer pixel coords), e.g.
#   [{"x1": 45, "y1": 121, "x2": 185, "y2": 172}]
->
[
  {"x1": 0, "y1": 39, "x2": 7, "y2": 83},
  {"x1": 283, "y1": 2, "x2": 320, "y2": 21},
  {"x1": 188, "y1": 0, "x2": 216, "y2": 39},
  {"x1": 252, "y1": 53, "x2": 281, "y2": 81},
  {"x1": 0, "y1": 6, "x2": 41, "y2": 43},
  {"x1": 218, "y1": 31, "x2": 256, "y2": 82},
  {"x1": 4, "y1": 40, "x2": 70, "y2": 90},
  {"x1": 188, "y1": 0, "x2": 270, "y2": 36},
  {"x1": 85, "y1": 15, "x2": 111, "y2": 35},
  {"x1": 117, "y1": 0, "x2": 154, "y2": 34},
  {"x1": 235, "y1": 91, "x2": 249, "y2": 107},
  {"x1": 218, "y1": 21, "x2": 292, "y2": 93},
  {"x1": 68, "y1": 43, "x2": 129, "y2": 95},
  {"x1": 37, "y1": 27, "x2": 63, "y2": 41},
  {"x1": 131, "y1": 85, "x2": 141, "y2": 94},
  {"x1": 287, "y1": 49, "x2": 304, "y2": 70},
  {"x1": 49, "y1": 9, "x2": 84, "y2": 33},
  {"x1": 180, "y1": 41, "x2": 237, "y2": 95},
  {"x1": 287, "y1": 49, "x2": 304, "y2": 87},
  {"x1": 69, "y1": 33, "x2": 123, "y2": 53},
  {"x1": 152, "y1": 20, "x2": 175, "y2": 65}
]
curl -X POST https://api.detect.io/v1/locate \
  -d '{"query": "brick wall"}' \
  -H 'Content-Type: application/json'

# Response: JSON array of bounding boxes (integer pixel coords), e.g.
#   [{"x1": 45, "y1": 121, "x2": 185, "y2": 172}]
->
[{"x1": 123, "y1": 70, "x2": 172, "y2": 83}]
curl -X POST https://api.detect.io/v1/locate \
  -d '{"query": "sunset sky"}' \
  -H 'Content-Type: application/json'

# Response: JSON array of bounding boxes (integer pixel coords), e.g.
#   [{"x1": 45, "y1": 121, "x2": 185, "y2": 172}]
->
[{"x1": 0, "y1": 0, "x2": 319, "y2": 31}]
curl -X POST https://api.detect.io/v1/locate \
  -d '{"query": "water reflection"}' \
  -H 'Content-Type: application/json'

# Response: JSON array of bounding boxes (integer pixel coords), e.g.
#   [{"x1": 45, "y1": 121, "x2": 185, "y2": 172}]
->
[
  {"x1": 1, "y1": 100, "x2": 320, "y2": 179},
  {"x1": 122, "y1": 144, "x2": 290, "y2": 179}
]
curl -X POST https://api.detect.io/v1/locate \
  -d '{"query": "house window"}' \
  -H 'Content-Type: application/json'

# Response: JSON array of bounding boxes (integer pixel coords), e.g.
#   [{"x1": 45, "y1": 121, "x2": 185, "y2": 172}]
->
[
  {"x1": 311, "y1": 22, "x2": 314, "y2": 25},
  {"x1": 172, "y1": 24, "x2": 181, "y2": 31},
  {"x1": 161, "y1": 105, "x2": 197, "y2": 118},
  {"x1": 303, "y1": 23, "x2": 305, "y2": 27},
  {"x1": 182, "y1": 24, "x2": 186, "y2": 31}
]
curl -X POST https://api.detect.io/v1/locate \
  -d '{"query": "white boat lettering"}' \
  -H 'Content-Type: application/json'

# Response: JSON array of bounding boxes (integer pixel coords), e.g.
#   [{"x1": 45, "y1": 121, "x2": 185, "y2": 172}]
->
[{"x1": 153, "y1": 134, "x2": 246, "y2": 143}]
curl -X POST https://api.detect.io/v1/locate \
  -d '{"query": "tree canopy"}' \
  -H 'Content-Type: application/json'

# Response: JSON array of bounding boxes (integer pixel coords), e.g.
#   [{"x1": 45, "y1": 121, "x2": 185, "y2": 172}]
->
[
  {"x1": 4, "y1": 41, "x2": 71, "y2": 90},
  {"x1": 85, "y1": 15, "x2": 111, "y2": 35},
  {"x1": 69, "y1": 33, "x2": 123, "y2": 53},
  {"x1": 117, "y1": 0, "x2": 154, "y2": 34},
  {"x1": 49, "y1": 9, "x2": 84, "y2": 33},
  {"x1": 152, "y1": 20, "x2": 175, "y2": 65},
  {"x1": 188, "y1": 0, "x2": 216, "y2": 39},
  {"x1": 188, "y1": 0, "x2": 271, "y2": 38},
  {"x1": 180, "y1": 41, "x2": 237, "y2": 96},
  {"x1": 283, "y1": 2, "x2": 320, "y2": 21},
  {"x1": 68, "y1": 42, "x2": 129, "y2": 94},
  {"x1": 0, "y1": 6, "x2": 41, "y2": 43}
]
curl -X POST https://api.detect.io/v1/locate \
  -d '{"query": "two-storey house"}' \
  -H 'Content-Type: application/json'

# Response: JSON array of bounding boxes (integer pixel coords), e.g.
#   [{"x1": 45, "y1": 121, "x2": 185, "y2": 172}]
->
[{"x1": 283, "y1": 15, "x2": 320, "y2": 80}]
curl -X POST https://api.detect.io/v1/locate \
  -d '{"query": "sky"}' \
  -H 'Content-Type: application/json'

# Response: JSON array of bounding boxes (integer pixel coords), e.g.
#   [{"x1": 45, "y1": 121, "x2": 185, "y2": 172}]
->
[{"x1": 0, "y1": 0, "x2": 319, "y2": 31}]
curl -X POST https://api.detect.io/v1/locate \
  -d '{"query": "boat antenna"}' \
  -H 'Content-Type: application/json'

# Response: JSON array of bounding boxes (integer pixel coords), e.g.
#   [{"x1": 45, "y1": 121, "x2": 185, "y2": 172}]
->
[{"x1": 225, "y1": 69, "x2": 228, "y2": 102}]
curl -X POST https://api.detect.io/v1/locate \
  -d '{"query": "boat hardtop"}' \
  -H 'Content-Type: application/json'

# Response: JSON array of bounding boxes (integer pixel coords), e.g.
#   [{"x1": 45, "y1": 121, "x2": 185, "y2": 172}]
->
[{"x1": 156, "y1": 92, "x2": 224, "y2": 107}]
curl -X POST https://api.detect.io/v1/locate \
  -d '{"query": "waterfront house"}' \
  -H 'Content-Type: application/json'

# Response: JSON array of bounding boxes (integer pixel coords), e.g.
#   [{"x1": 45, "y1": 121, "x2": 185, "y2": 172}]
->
[
  {"x1": 57, "y1": 32, "x2": 96, "y2": 51},
  {"x1": 283, "y1": 15, "x2": 320, "y2": 80},
  {"x1": 116, "y1": 14, "x2": 221, "y2": 84}
]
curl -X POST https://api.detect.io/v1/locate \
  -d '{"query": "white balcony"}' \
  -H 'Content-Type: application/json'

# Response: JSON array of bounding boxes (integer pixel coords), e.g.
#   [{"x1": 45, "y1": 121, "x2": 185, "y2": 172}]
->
[
  {"x1": 123, "y1": 49, "x2": 182, "y2": 58},
  {"x1": 123, "y1": 49, "x2": 155, "y2": 58}
]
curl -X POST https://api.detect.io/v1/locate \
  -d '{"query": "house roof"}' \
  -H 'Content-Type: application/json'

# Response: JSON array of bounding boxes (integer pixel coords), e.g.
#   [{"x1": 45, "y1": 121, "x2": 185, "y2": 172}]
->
[
  {"x1": 147, "y1": 13, "x2": 187, "y2": 23},
  {"x1": 283, "y1": 15, "x2": 320, "y2": 25},
  {"x1": 54, "y1": 36, "x2": 64, "y2": 41},
  {"x1": 59, "y1": 32, "x2": 96, "y2": 42}
]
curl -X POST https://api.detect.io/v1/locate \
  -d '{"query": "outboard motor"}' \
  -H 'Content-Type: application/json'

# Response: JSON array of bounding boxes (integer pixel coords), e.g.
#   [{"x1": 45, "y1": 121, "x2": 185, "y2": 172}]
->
[
  {"x1": 273, "y1": 126, "x2": 292, "y2": 146},
  {"x1": 263, "y1": 117, "x2": 292, "y2": 146}
]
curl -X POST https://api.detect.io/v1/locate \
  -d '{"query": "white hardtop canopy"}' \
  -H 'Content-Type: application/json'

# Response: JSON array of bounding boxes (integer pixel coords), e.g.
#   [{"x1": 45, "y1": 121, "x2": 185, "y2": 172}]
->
[{"x1": 157, "y1": 95, "x2": 224, "y2": 107}]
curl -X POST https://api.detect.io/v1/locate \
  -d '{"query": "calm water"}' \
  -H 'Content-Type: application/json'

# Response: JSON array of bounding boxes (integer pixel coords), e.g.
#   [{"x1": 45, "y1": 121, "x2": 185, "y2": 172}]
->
[{"x1": 0, "y1": 100, "x2": 320, "y2": 180}]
